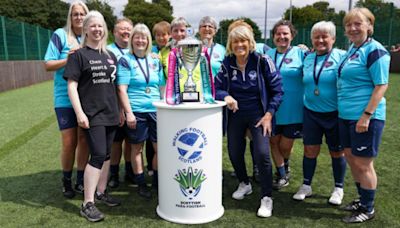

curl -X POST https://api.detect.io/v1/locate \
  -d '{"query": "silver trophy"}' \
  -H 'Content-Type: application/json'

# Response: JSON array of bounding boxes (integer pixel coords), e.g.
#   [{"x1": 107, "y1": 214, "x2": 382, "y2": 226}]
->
[{"x1": 178, "y1": 37, "x2": 202, "y2": 102}]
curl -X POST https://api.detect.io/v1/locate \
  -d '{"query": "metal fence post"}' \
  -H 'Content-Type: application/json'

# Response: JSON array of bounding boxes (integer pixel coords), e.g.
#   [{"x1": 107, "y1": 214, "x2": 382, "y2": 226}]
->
[
  {"x1": 36, "y1": 26, "x2": 41, "y2": 60},
  {"x1": 21, "y1": 22, "x2": 27, "y2": 60},
  {"x1": 1, "y1": 16, "x2": 9, "y2": 60}
]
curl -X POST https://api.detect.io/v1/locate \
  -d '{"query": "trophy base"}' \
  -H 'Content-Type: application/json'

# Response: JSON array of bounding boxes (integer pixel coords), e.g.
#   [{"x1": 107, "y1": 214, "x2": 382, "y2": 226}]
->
[{"x1": 181, "y1": 91, "x2": 200, "y2": 102}]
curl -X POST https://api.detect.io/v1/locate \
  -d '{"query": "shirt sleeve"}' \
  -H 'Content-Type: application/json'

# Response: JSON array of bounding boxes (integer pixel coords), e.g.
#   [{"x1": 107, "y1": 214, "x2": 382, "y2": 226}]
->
[
  {"x1": 63, "y1": 51, "x2": 82, "y2": 82},
  {"x1": 214, "y1": 62, "x2": 229, "y2": 100},
  {"x1": 44, "y1": 29, "x2": 64, "y2": 61},
  {"x1": 262, "y1": 55, "x2": 283, "y2": 115},
  {"x1": 117, "y1": 57, "x2": 132, "y2": 85},
  {"x1": 367, "y1": 49, "x2": 390, "y2": 85}
]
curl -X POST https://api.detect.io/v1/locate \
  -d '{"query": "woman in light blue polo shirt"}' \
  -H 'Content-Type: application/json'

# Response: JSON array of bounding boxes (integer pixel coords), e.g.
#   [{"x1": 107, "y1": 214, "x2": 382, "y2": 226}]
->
[
  {"x1": 266, "y1": 20, "x2": 305, "y2": 190},
  {"x1": 292, "y1": 21, "x2": 347, "y2": 206},
  {"x1": 117, "y1": 23, "x2": 165, "y2": 199},
  {"x1": 44, "y1": 0, "x2": 89, "y2": 198},
  {"x1": 338, "y1": 8, "x2": 390, "y2": 224}
]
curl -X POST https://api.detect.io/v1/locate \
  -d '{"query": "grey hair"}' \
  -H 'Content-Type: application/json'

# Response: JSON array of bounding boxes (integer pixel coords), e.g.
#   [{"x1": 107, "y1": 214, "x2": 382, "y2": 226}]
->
[
  {"x1": 311, "y1": 21, "x2": 336, "y2": 39},
  {"x1": 199, "y1": 16, "x2": 218, "y2": 30},
  {"x1": 129, "y1": 23, "x2": 153, "y2": 55},
  {"x1": 170, "y1": 17, "x2": 188, "y2": 30}
]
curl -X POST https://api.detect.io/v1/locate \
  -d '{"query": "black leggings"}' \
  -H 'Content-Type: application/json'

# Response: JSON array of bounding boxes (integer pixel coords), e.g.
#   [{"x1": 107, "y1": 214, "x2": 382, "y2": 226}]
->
[{"x1": 84, "y1": 125, "x2": 117, "y2": 169}]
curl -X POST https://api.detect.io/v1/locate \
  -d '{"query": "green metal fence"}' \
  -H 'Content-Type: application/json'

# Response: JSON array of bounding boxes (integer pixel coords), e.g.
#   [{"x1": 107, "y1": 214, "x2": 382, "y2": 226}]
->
[{"x1": 0, "y1": 16, "x2": 52, "y2": 61}]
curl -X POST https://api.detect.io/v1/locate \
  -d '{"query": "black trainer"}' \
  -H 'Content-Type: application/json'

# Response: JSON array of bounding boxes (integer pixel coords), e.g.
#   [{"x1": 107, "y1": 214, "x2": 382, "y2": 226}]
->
[
  {"x1": 342, "y1": 199, "x2": 361, "y2": 211},
  {"x1": 80, "y1": 202, "x2": 104, "y2": 222},
  {"x1": 108, "y1": 174, "x2": 120, "y2": 188},
  {"x1": 272, "y1": 176, "x2": 289, "y2": 190},
  {"x1": 95, "y1": 191, "x2": 121, "y2": 207},
  {"x1": 75, "y1": 183, "x2": 84, "y2": 194},
  {"x1": 62, "y1": 177, "x2": 75, "y2": 199},
  {"x1": 138, "y1": 184, "x2": 152, "y2": 199},
  {"x1": 342, "y1": 206, "x2": 375, "y2": 223}
]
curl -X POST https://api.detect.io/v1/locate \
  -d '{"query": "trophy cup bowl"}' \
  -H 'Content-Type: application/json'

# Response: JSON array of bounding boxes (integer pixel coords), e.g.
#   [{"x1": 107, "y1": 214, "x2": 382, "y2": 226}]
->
[{"x1": 178, "y1": 37, "x2": 202, "y2": 102}]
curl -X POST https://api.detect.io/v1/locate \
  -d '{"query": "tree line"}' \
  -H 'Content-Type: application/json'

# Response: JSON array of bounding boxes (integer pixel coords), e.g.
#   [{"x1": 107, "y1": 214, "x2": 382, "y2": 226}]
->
[{"x1": 1, "y1": 0, "x2": 398, "y2": 46}]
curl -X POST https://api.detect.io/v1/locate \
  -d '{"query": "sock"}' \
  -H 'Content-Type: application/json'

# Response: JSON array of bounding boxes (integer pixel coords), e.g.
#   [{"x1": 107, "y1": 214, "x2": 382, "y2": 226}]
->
[
  {"x1": 63, "y1": 171, "x2": 72, "y2": 180},
  {"x1": 152, "y1": 170, "x2": 158, "y2": 186},
  {"x1": 76, "y1": 170, "x2": 84, "y2": 185},
  {"x1": 125, "y1": 162, "x2": 133, "y2": 176},
  {"x1": 359, "y1": 187, "x2": 376, "y2": 212},
  {"x1": 134, "y1": 173, "x2": 145, "y2": 185},
  {"x1": 331, "y1": 156, "x2": 346, "y2": 188},
  {"x1": 284, "y1": 159, "x2": 290, "y2": 172},
  {"x1": 303, "y1": 156, "x2": 316, "y2": 186},
  {"x1": 356, "y1": 182, "x2": 361, "y2": 197},
  {"x1": 277, "y1": 166, "x2": 286, "y2": 179},
  {"x1": 110, "y1": 165, "x2": 119, "y2": 176}
]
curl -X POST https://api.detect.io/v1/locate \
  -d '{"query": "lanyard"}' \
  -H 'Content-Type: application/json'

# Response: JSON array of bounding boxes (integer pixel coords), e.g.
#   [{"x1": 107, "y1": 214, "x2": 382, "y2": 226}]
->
[
  {"x1": 338, "y1": 38, "x2": 370, "y2": 78},
  {"x1": 313, "y1": 51, "x2": 332, "y2": 86},
  {"x1": 114, "y1": 43, "x2": 126, "y2": 56},
  {"x1": 208, "y1": 43, "x2": 215, "y2": 59},
  {"x1": 133, "y1": 54, "x2": 150, "y2": 85},
  {"x1": 274, "y1": 46, "x2": 292, "y2": 70}
]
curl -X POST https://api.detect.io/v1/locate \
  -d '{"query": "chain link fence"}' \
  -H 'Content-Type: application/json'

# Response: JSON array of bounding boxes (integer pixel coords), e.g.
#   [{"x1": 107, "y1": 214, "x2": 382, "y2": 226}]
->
[{"x1": 0, "y1": 16, "x2": 52, "y2": 61}]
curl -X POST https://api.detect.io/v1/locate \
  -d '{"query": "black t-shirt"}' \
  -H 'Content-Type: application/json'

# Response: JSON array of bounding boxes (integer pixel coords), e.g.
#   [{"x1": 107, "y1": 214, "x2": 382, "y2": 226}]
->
[{"x1": 64, "y1": 46, "x2": 119, "y2": 127}]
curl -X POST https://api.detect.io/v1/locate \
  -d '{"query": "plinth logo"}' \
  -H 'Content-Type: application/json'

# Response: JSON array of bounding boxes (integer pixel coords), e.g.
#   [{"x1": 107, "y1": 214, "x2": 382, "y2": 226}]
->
[
  {"x1": 174, "y1": 167, "x2": 207, "y2": 200},
  {"x1": 172, "y1": 128, "x2": 208, "y2": 164}
]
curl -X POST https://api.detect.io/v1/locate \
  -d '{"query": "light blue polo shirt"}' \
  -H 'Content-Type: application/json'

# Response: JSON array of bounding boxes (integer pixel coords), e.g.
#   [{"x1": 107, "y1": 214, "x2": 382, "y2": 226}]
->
[
  {"x1": 117, "y1": 53, "x2": 165, "y2": 113},
  {"x1": 303, "y1": 48, "x2": 346, "y2": 112},
  {"x1": 208, "y1": 43, "x2": 225, "y2": 77},
  {"x1": 107, "y1": 43, "x2": 129, "y2": 60},
  {"x1": 44, "y1": 28, "x2": 81, "y2": 108},
  {"x1": 337, "y1": 39, "x2": 390, "y2": 121},
  {"x1": 267, "y1": 46, "x2": 305, "y2": 124}
]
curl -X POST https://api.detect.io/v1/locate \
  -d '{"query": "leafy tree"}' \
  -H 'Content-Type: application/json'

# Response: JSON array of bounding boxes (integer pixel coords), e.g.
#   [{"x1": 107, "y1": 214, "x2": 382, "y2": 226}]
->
[
  {"x1": 85, "y1": 0, "x2": 116, "y2": 32},
  {"x1": 123, "y1": 0, "x2": 173, "y2": 30},
  {"x1": 0, "y1": 0, "x2": 68, "y2": 30},
  {"x1": 215, "y1": 17, "x2": 263, "y2": 47}
]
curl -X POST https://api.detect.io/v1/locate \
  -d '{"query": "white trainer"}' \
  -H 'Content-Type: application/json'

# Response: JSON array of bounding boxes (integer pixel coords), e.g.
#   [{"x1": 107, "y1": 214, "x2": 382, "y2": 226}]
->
[
  {"x1": 328, "y1": 187, "x2": 344, "y2": 205},
  {"x1": 257, "y1": 196, "x2": 273, "y2": 217},
  {"x1": 293, "y1": 184, "x2": 312, "y2": 201},
  {"x1": 232, "y1": 182, "x2": 252, "y2": 200}
]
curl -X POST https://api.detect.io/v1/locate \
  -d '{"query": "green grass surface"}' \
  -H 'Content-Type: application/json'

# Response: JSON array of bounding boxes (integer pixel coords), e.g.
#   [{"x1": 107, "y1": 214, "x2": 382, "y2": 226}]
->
[{"x1": 1, "y1": 76, "x2": 399, "y2": 227}]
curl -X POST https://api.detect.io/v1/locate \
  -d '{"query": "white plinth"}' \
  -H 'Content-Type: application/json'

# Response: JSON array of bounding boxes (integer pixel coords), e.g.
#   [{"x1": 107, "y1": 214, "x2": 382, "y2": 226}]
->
[{"x1": 153, "y1": 101, "x2": 226, "y2": 224}]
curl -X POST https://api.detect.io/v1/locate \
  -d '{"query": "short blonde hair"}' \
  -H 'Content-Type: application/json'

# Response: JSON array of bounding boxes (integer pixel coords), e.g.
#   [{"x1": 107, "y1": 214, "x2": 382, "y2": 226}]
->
[
  {"x1": 129, "y1": 23, "x2": 153, "y2": 55},
  {"x1": 226, "y1": 25, "x2": 256, "y2": 56},
  {"x1": 152, "y1": 21, "x2": 171, "y2": 36},
  {"x1": 343, "y1": 7, "x2": 375, "y2": 36},
  {"x1": 81, "y1": 11, "x2": 109, "y2": 56}
]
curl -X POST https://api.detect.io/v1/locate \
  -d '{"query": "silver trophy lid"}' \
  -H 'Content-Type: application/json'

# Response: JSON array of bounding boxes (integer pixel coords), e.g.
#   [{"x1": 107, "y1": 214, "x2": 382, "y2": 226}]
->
[{"x1": 177, "y1": 36, "x2": 202, "y2": 46}]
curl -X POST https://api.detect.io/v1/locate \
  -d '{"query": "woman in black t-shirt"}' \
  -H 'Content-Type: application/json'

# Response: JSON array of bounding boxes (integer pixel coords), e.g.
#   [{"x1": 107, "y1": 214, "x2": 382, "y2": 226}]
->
[{"x1": 64, "y1": 11, "x2": 121, "y2": 222}]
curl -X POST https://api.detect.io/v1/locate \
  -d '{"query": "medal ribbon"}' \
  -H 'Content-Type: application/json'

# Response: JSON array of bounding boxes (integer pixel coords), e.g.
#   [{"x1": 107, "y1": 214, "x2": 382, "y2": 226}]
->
[
  {"x1": 204, "y1": 47, "x2": 216, "y2": 98},
  {"x1": 338, "y1": 38, "x2": 370, "y2": 78},
  {"x1": 133, "y1": 54, "x2": 150, "y2": 87},
  {"x1": 274, "y1": 46, "x2": 292, "y2": 70},
  {"x1": 313, "y1": 51, "x2": 332, "y2": 88},
  {"x1": 174, "y1": 52, "x2": 182, "y2": 104},
  {"x1": 200, "y1": 48, "x2": 216, "y2": 104},
  {"x1": 166, "y1": 48, "x2": 177, "y2": 104}
]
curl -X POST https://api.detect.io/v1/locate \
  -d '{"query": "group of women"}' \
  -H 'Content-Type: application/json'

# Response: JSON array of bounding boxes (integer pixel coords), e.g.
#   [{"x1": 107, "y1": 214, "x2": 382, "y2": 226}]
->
[{"x1": 44, "y1": 0, "x2": 389, "y2": 224}]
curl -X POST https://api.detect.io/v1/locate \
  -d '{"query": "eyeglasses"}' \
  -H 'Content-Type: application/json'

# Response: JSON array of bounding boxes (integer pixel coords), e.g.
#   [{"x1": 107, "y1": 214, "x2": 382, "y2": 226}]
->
[
  {"x1": 72, "y1": 13, "x2": 85, "y2": 18},
  {"x1": 200, "y1": 25, "x2": 215, "y2": 29}
]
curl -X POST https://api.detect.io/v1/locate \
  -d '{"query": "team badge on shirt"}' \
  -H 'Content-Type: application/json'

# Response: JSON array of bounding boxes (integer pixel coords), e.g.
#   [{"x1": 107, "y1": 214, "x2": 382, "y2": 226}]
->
[
  {"x1": 324, "y1": 61, "x2": 333, "y2": 68},
  {"x1": 249, "y1": 71, "x2": 257, "y2": 81},
  {"x1": 107, "y1": 59, "x2": 114, "y2": 65},
  {"x1": 349, "y1": 53, "x2": 359, "y2": 61},
  {"x1": 232, "y1": 70, "x2": 238, "y2": 81},
  {"x1": 283, "y1": 58, "x2": 293, "y2": 64},
  {"x1": 213, "y1": 53, "x2": 220, "y2": 59}
]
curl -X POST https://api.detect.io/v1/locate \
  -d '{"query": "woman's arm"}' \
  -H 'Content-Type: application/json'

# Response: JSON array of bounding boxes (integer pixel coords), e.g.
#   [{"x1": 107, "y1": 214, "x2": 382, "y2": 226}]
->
[
  {"x1": 356, "y1": 84, "x2": 388, "y2": 133},
  {"x1": 67, "y1": 79, "x2": 89, "y2": 129},
  {"x1": 118, "y1": 85, "x2": 136, "y2": 129}
]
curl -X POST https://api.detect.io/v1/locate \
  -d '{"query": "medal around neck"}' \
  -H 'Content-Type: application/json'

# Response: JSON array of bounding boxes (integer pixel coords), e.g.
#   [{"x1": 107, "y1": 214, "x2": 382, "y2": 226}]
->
[{"x1": 178, "y1": 37, "x2": 202, "y2": 102}]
